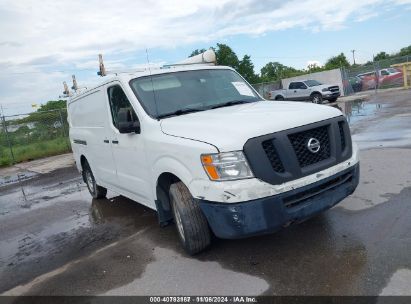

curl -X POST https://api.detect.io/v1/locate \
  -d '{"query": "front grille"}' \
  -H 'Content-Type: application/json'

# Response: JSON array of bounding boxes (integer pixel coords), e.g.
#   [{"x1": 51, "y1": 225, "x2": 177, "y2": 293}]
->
[
  {"x1": 329, "y1": 86, "x2": 340, "y2": 92},
  {"x1": 288, "y1": 125, "x2": 331, "y2": 167},
  {"x1": 262, "y1": 140, "x2": 285, "y2": 173},
  {"x1": 243, "y1": 116, "x2": 352, "y2": 186},
  {"x1": 338, "y1": 121, "x2": 346, "y2": 151}
]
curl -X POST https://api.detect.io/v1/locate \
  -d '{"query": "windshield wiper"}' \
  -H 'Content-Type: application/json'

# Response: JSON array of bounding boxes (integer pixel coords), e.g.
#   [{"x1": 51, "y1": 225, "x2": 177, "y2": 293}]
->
[
  {"x1": 211, "y1": 100, "x2": 255, "y2": 109},
  {"x1": 157, "y1": 107, "x2": 205, "y2": 119}
]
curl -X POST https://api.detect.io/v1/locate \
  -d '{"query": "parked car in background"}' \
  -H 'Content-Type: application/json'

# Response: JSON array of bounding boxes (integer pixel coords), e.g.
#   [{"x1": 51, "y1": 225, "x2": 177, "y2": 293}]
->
[
  {"x1": 357, "y1": 71, "x2": 377, "y2": 90},
  {"x1": 269, "y1": 80, "x2": 341, "y2": 104},
  {"x1": 357, "y1": 68, "x2": 403, "y2": 90},
  {"x1": 348, "y1": 76, "x2": 363, "y2": 93},
  {"x1": 379, "y1": 68, "x2": 403, "y2": 87}
]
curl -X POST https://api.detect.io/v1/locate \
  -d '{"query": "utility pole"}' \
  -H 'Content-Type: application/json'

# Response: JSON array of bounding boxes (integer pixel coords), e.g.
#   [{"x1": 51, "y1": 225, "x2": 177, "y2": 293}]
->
[{"x1": 351, "y1": 50, "x2": 356, "y2": 65}]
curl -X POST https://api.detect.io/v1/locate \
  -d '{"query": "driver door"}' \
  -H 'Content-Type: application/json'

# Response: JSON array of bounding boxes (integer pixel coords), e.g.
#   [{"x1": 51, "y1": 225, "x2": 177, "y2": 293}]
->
[
  {"x1": 293, "y1": 82, "x2": 310, "y2": 100},
  {"x1": 105, "y1": 83, "x2": 152, "y2": 206}
]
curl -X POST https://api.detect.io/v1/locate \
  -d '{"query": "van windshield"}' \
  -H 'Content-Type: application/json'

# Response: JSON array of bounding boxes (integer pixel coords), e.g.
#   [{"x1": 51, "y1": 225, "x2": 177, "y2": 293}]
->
[{"x1": 129, "y1": 69, "x2": 261, "y2": 119}]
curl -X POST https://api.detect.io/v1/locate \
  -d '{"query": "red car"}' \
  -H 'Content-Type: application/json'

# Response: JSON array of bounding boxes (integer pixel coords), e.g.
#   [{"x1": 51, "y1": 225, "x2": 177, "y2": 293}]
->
[{"x1": 357, "y1": 68, "x2": 403, "y2": 90}]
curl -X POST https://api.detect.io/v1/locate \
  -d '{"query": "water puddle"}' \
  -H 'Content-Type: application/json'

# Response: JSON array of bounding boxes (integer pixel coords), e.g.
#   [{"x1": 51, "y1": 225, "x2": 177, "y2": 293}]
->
[{"x1": 332, "y1": 100, "x2": 384, "y2": 125}]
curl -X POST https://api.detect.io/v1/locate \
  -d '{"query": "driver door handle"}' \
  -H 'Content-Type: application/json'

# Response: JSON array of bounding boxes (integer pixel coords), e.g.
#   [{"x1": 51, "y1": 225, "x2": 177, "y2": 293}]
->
[{"x1": 112, "y1": 140, "x2": 119, "y2": 144}]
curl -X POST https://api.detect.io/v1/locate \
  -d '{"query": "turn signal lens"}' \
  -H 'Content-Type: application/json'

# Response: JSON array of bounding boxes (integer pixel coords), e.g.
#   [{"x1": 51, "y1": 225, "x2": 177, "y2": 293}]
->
[{"x1": 201, "y1": 151, "x2": 254, "y2": 181}]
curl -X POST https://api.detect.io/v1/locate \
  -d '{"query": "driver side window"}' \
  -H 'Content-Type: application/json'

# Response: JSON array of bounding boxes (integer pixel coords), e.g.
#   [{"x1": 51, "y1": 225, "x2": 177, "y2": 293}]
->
[
  {"x1": 107, "y1": 85, "x2": 138, "y2": 129},
  {"x1": 297, "y1": 82, "x2": 307, "y2": 89}
]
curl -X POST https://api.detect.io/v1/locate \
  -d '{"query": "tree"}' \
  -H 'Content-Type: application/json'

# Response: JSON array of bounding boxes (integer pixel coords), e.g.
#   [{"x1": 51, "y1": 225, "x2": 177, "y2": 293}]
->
[
  {"x1": 189, "y1": 49, "x2": 207, "y2": 57},
  {"x1": 36, "y1": 100, "x2": 67, "y2": 112},
  {"x1": 260, "y1": 62, "x2": 303, "y2": 82},
  {"x1": 324, "y1": 53, "x2": 350, "y2": 70},
  {"x1": 17, "y1": 100, "x2": 67, "y2": 127},
  {"x1": 398, "y1": 45, "x2": 411, "y2": 56},
  {"x1": 214, "y1": 43, "x2": 240, "y2": 69},
  {"x1": 238, "y1": 55, "x2": 259, "y2": 84},
  {"x1": 306, "y1": 63, "x2": 324, "y2": 73},
  {"x1": 374, "y1": 52, "x2": 389, "y2": 61}
]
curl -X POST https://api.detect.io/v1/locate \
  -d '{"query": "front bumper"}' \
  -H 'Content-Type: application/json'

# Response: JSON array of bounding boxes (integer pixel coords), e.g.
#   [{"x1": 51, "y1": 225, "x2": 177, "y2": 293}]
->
[
  {"x1": 323, "y1": 92, "x2": 341, "y2": 99},
  {"x1": 199, "y1": 163, "x2": 359, "y2": 239}
]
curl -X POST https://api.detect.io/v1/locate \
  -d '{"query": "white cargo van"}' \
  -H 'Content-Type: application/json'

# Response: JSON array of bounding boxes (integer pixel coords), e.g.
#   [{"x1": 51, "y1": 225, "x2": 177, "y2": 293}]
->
[{"x1": 67, "y1": 51, "x2": 359, "y2": 254}]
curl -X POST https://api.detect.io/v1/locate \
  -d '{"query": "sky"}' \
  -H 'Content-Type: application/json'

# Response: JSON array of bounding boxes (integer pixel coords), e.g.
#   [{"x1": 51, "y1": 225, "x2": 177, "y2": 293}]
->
[{"x1": 0, "y1": 0, "x2": 411, "y2": 115}]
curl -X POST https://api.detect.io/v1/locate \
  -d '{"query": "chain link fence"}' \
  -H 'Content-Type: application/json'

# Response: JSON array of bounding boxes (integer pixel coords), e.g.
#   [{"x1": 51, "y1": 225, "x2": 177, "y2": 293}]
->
[
  {"x1": 342, "y1": 55, "x2": 410, "y2": 95},
  {"x1": 252, "y1": 80, "x2": 282, "y2": 99},
  {"x1": 251, "y1": 55, "x2": 411, "y2": 98},
  {"x1": 0, "y1": 108, "x2": 71, "y2": 167}
]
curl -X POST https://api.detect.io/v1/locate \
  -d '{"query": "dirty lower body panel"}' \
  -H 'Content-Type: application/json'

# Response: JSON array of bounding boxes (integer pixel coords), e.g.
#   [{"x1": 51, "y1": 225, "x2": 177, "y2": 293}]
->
[{"x1": 199, "y1": 163, "x2": 360, "y2": 239}]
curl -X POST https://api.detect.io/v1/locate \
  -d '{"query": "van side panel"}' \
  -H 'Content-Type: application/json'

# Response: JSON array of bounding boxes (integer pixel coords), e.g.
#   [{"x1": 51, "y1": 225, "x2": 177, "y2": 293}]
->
[
  {"x1": 68, "y1": 90, "x2": 117, "y2": 187},
  {"x1": 69, "y1": 91, "x2": 106, "y2": 128}
]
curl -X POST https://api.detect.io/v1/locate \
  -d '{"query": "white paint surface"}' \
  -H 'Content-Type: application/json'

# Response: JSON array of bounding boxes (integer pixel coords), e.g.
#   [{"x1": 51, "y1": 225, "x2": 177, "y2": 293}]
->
[{"x1": 380, "y1": 269, "x2": 411, "y2": 296}]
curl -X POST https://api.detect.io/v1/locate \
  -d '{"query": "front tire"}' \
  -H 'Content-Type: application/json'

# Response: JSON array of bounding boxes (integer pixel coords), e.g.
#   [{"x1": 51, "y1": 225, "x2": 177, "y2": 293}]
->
[
  {"x1": 169, "y1": 181, "x2": 211, "y2": 255},
  {"x1": 311, "y1": 93, "x2": 323, "y2": 104},
  {"x1": 82, "y1": 161, "x2": 107, "y2": 199}
]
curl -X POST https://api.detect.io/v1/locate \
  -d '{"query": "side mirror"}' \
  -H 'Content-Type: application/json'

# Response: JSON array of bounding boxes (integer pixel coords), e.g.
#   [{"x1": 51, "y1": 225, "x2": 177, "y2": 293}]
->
[
  {"x1": 117, "y1": 108, "x2": 141, "y2": 134},
  {"x1": 118, "y1": 120, "x2": 140, "y2": 134}
]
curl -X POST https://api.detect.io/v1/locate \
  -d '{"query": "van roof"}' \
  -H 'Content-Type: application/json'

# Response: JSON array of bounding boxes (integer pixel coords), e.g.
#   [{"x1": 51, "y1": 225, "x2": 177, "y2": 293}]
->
[{"x1": 69, "y1": 65, "x2": 234, "y2": 102}]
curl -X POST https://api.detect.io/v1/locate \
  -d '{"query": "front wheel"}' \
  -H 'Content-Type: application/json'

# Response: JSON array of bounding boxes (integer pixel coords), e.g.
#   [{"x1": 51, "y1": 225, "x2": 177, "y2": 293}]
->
[
  {"x1": 169, "y1": 182, "x2": 211, "y2": 255},
  {"x1": 311, "y1": 93, "x2": 323, "y2": 104},
  {"x1": 82, "y1": 161, "x2": 107, "y2": 199}
]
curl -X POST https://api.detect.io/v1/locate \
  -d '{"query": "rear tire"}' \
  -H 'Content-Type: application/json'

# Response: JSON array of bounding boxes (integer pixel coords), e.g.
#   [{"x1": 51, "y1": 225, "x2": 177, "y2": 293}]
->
[
  {"x1": 275, "y1": 96, "x2": 285, "y2": 101},
  {"x1": 311, "y1": 93, "x2": 323, "y2": 104},
  {"x1": 82, "y1": 161, "x2": 107, "y2": 199},
  {"x1": 169, "y1": 181, "x2": 211, "y2": 255}
]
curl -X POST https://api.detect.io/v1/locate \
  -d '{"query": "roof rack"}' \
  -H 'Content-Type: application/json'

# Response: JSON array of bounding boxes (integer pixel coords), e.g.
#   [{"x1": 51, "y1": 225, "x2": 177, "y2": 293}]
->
[
  {"x1": 163, "y1": 49, "x2": 216, "y2": 68},
  {"x1": 97, "y1": 49, "x2": 216, "y2": 76},
  {"x1": 61, "y1": 49, "x2": 217, "y2": 99}
]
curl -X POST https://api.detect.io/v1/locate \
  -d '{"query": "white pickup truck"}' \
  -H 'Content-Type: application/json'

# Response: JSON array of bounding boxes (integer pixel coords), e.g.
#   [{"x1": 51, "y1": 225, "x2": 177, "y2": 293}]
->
[
  {"x1": 269, "y1": 80, "x2": 341, "y2": 103},
  {"x1": 67, "y1": 51, "x2": 359, "y2": 254}
]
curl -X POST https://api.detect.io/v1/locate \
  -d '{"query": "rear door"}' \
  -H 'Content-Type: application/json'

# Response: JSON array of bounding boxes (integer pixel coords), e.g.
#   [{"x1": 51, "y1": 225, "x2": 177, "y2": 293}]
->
[{"x1": 105, "y1": 83, "x2": 152, "y2": 206}]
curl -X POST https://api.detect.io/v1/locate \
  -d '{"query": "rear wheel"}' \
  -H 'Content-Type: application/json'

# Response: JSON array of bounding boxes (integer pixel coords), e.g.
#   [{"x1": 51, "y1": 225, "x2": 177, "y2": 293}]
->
[
  {"x1": 169, "y1": 181, "x2": 211, "y2": 255},
  {"x1": 311, "y1": 93, "x2": 323, "y2": 104},
  {"x1": 275, "y1": 95, "x2": 285, "y2": 101},
  {"x1": 82, "y1": 161, "x2": 107, "y2": 199}
]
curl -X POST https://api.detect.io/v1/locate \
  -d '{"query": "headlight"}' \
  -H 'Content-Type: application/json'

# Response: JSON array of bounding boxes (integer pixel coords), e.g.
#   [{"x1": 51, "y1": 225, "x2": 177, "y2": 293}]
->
[
  {"x1": 322, "y1": 88, "x2": 329, "y2": 92},
  {"x1": 201, "y1": 151, "x2": 254, "y2": 181}
]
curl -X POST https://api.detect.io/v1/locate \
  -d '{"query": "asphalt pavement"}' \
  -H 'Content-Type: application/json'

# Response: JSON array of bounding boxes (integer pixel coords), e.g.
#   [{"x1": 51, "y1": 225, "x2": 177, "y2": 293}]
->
[{"x1": 1, "y1": 89, "x2": 411, "y2": 296}]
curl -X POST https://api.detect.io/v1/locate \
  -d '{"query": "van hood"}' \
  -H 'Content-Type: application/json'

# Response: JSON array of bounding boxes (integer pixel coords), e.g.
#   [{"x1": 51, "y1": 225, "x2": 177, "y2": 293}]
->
[{"x1": 160, "y1": 100, "x2": 343, "y2": 152}]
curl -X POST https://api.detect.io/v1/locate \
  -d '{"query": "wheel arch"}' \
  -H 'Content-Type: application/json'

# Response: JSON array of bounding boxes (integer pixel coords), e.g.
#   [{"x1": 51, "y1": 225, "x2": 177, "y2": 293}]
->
[
  {"x1": 80, "y1": 154, "x2": 88, "y2": 182},
  {"x1": 155, "y1": 172, "x2": 182, "y2": 225},
  {"x1": 151, "y1": 153, "x2": 211, "y2": 226},
  {"x1": 310, "y1": 91, "x2": 322, "y2": 97}
]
